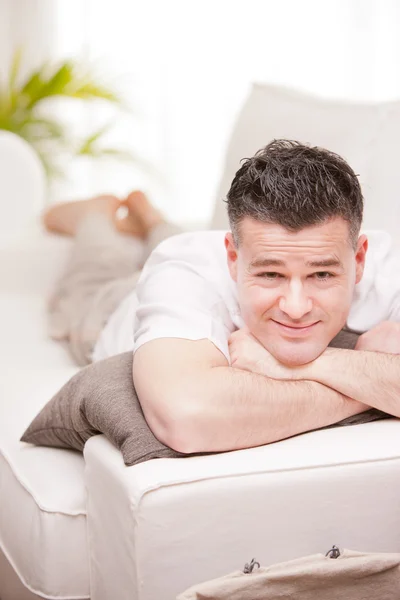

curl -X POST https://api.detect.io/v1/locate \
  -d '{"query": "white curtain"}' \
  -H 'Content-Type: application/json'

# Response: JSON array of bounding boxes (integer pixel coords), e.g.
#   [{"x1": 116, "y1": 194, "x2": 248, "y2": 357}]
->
[{"x1": 3, "y1": 0, "x2": 400, "y2": 225}]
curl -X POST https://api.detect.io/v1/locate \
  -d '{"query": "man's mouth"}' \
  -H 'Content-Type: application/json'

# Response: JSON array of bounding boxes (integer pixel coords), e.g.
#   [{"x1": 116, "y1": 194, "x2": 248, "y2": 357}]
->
[{"x1": 271, "y1": 320, "x2": 320, "y2": 335}]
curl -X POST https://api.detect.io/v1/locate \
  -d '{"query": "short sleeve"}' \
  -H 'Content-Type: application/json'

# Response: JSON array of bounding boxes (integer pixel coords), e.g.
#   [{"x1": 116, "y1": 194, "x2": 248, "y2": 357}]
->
[
  {"x1": 347, "y1": 230, "x2": 400, "y2": 331},
  {"x1": 133, "y1": 233, "x2": 235, "y2": 361}
]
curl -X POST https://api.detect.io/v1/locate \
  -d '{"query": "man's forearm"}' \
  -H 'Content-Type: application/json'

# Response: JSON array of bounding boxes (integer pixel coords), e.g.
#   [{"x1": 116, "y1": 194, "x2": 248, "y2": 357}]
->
[
  {"x1": 305, "y1": 349, "x2": 400, "y2": 417},
  {"x1": 183, "y1": 366, "x2": 370, "y2": 453}
]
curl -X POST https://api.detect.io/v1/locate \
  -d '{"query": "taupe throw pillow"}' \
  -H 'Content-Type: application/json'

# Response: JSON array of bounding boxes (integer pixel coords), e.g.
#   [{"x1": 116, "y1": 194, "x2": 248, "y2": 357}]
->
[
  {"x1": 21, "y1": 329, "x2": 390, "y2": 466},
  {"x1": 21, "y1": 352, "x2": 186, "y2": 466}
]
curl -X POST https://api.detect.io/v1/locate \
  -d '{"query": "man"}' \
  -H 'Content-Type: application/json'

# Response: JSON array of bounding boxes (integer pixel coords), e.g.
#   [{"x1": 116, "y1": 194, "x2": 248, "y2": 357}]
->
[{"x1": 45, "y1": 140, "x2": 400, "y2": 454}]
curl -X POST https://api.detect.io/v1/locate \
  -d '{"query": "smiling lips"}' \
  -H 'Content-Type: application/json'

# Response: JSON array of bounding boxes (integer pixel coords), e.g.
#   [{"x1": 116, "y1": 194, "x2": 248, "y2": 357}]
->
[{"x1": 272, "y1": 320, "x2": 319, "y2": 335}]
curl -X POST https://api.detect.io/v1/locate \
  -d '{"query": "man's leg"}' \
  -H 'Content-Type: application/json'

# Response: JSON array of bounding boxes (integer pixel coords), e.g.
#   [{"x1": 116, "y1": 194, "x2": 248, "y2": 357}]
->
[{"x1": 45, "y1": 192, "x2": 183, "y2": 366}]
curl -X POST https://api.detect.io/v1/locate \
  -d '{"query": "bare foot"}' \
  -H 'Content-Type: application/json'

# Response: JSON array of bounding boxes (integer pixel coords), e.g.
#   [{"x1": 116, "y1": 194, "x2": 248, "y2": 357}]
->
[
  {"x1": 43, "y1": 195, "x2": 120, "y2": 236},
  {"x1": 115, "y1": 193, "x2": 147, "y2": 239},
  {"x1": 116, "y1": 190, "x2": 164, "y2": 238}
]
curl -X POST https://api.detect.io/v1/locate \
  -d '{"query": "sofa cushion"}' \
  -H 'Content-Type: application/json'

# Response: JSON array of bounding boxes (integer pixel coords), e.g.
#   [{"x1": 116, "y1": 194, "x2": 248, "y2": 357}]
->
[
  {"x1": 84, "y1": 418, "x2": 400, "y2": 600},
  {"x1": 212, "y1": 84, "x2": 400, "y2": 238}
]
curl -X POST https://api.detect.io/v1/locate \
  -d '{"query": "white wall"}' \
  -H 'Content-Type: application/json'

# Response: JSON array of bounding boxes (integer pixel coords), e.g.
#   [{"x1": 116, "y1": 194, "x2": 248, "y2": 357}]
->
[
  {"x1": 3, "y1": 0, "x2": 400, "y2": 226},
  {"x1": 0, "y1": 0, "x2": 57, "y2": 80}
]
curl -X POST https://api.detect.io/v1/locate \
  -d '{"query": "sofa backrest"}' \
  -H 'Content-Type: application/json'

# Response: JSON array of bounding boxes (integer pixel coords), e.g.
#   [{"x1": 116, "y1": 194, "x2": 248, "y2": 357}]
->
[{"x1": 211, "y1": 84, "x2": 400, "y2": 239}]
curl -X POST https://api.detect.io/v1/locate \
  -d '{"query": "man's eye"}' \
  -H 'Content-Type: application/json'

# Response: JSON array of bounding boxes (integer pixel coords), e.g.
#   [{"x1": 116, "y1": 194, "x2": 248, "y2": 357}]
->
[
  {"x1": 314, "y1": 272, "x2": 334, "y2": 280},
  {"x1": 257, "y1": 272, "x2": 282, "y2": 279}
]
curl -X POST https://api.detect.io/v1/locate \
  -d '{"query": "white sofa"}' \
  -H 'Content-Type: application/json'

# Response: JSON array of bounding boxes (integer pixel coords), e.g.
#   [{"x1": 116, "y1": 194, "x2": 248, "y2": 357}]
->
[{"x1": 2, "y1": 85, "x2": 400, "y2": 600}]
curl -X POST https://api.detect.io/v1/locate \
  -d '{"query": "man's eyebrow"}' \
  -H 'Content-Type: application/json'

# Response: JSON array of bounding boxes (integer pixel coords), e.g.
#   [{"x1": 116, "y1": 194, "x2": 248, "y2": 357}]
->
[
  {"x1": 249, "y1": 258, "x2": 285, "y2": 268},
  {"x1": 305, "y1": 258, "x2": 343, "y2": 268},
  {"x1": 249, "y1": 257, "x2": 344, "y2": 269}
]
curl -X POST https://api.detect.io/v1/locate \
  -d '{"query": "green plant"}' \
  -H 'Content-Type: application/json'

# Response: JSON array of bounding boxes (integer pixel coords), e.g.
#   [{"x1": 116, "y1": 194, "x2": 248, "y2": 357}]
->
[{"x1": 0, "y1": 50, "x2": 130, "y2": 178}]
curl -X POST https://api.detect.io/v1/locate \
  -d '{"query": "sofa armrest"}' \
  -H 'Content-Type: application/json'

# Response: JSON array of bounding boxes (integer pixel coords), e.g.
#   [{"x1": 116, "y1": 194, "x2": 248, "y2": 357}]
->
[
  {"x1": 0, "y1": 131, "x2": 46, "y2": 245},
  {"x1": 0, "y1": 132, "x2": 72, "y2": 296}
]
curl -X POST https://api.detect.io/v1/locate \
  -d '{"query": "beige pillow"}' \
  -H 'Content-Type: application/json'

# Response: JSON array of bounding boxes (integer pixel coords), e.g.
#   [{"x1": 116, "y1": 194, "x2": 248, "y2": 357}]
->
[{"x1": 21, "y1": 352, "x2": 185, "y2": 466}]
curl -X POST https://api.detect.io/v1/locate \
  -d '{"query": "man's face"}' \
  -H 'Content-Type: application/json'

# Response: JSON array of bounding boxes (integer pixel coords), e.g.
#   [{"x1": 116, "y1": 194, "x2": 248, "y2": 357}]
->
[{"x1": 225, "y1": 216, "x2": 368, "y2": 366}]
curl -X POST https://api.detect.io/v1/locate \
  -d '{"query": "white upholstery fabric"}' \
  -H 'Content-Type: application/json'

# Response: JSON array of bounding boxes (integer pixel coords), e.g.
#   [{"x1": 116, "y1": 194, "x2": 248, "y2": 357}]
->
[
  {"x1": 0, "y1": 133, "x2": 90, "y2": 599},
  {"x1": 0, "y1": 231, "x2": 89, "y2": 598},
  {"x1": 212, "y1": 84, "x2": 400, "y2": 236},
  {"x1": 85, "y1": 421, "x2": 400, "y2": 600},
  {"x1": 0, "y1": 547, "x2": 47, "y2": 600}
]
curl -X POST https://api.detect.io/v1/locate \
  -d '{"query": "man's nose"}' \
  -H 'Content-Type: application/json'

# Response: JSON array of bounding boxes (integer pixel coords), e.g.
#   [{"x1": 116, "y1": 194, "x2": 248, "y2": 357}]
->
[{"x1": 278, "y1": 280, "x2": 312, "y2": 320}]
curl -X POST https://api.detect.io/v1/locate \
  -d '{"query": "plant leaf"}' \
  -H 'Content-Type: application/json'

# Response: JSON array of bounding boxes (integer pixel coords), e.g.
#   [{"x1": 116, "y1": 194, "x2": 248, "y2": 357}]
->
[
  {"x1": 67, "y1": 80, "x2": 121, "y2": 103},
  {"x1": 19, "y1": 69, "x2": 48, "y2": 109},
  {"x1": 0, "y1": 53, "x2": 142, "y2": 181},
  {"x1": 23, "y1": 62, "x2": 74, "y2": 108},
  {"x1": 8, "y1": 48, "x2": 23, "y2": 102},
  {"x1": 76, "y1": 125, "x2": 113, "y2": 156},
  {"x1": 0, "y1": 48, "x2": 23, "y2": 116},
  {"x1": 20, "y1": 61, "x2": 122, "y2": 107},
  {"x1": 76, "y1": 126, "x2": 136, "y2": 161},
  {"x1": 84, "y1": 147, "x2": 134, "y2": 160},
  {"x1": 45, "y1": 62, "x2": 75, "y2": 94}
]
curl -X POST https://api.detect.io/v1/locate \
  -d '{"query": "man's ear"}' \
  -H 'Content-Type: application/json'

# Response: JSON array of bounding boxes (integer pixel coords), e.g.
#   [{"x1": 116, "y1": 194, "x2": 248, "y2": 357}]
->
[
  {"x1": 355, "y1": 234, "x2": 368, "y2": 284},
  {"x1": 225, "y1": 232, "x2": 238, "y2": 282}
]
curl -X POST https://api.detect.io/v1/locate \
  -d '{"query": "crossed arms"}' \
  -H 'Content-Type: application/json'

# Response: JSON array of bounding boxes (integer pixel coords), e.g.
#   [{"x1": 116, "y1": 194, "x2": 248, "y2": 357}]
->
[{"x1": 133, "y1": 321, "x2": 400, "y2": 454}]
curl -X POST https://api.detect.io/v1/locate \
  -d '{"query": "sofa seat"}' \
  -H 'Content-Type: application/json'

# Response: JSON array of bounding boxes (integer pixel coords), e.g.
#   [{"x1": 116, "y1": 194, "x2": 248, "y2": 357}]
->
[{"x1": 0, "y1": 289, "x2": 89, "y2": 599}]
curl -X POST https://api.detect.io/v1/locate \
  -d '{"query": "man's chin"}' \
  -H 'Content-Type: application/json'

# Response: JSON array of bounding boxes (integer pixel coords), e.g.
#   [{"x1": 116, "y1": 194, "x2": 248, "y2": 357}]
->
[{"x1": 267, "y1": 340, "x2": 326, "y2": 367}]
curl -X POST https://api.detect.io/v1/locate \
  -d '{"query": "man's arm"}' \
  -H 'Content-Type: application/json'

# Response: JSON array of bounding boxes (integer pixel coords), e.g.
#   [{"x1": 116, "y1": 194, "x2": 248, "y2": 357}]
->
[
  {"x1": 302, "y1": 347, "x2": 400, "y2": 418},
  {"x1": 133, "y1": 338, "x2": 370, "y2": 454},
  {"x1": 236, "y1": 322, "x2": 400, "y2": 418}
]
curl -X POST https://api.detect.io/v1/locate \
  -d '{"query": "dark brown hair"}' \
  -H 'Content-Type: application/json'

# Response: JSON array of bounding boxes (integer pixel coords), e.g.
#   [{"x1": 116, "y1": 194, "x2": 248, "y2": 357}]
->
[{"x1": 226, "y1": 139, "x2": 363, "y2": 248}]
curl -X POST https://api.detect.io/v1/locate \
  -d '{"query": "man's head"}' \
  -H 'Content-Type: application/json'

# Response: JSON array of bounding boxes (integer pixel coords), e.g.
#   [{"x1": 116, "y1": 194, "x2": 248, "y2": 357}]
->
[{"x1": 225, "y1": 139, "x2": 368, "y2": 366}]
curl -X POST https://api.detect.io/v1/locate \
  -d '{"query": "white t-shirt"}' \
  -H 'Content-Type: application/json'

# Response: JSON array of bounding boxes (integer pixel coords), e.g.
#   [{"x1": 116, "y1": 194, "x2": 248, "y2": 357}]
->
[{"x1": 92, "y1": 229, "x2": 400, "y2": 363}]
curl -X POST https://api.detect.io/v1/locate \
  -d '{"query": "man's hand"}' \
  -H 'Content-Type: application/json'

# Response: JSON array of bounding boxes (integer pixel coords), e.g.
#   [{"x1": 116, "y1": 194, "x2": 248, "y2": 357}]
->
[
  {"x1": 228, "y1": 328, "x2": 295, "y2": 380},
  {"x1": 303, "y1": 343, "x2": 400, "y2": 417},
  {"x1": 355, "y1": 321, "x2": 400, "y2": 354}
]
